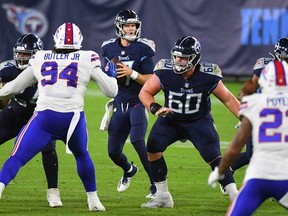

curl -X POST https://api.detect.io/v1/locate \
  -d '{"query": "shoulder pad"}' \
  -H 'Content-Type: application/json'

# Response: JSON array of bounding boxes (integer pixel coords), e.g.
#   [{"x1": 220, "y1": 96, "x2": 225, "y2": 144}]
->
[
  {"x1": 0, "y1": 60, "x2": 16, "y2": 71},
  {"x1": 101, "y1": 38, "x2": 117, "y2": 48},
  {"x1": 154, "y1": 59, "x2": 172, "y2": 71},
  {"x1": 137, "y1": 38, "x2": 155, "y2": 52},
  {"x1": 199, "y1": 62, "x2": 222, "y2": 77},
  {"x1": 253, "y1": 57, "x2": 273, "y2": 70}
]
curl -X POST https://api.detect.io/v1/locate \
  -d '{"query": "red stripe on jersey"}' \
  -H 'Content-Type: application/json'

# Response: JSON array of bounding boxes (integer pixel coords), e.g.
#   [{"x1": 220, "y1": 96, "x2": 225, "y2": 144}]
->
[
  {"x1": 11, "y1": 112, "x2": 38, "y2": 156},
  {"x1": 274, "y1": 61, "x2": 286, "y2": 86},
  {"x1": 65, "y1": 22, "x2": 73, "y2": 45},
  {"x1": 239, "y1": 101, "x2": 248, "y2": 110},
  {"x1": 91, "y1": 54, "x2": 99, "y2": 62}
]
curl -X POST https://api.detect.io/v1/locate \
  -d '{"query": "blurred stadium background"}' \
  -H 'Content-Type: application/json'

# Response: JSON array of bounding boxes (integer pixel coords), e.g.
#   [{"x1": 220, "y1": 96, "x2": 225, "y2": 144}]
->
[
  {"x1": 0, "y1": 0, "x2": 287, "y2": 78},
  {"x1": 0, "y1": 1, "x2": 288, "y2": 215}
]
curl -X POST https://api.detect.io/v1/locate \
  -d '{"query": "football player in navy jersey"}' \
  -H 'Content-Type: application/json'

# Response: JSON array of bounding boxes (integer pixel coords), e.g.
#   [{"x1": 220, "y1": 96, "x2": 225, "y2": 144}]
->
[
  {"x1": 0, "y1": 34, "x2": 62, "y2": 207},
  {"x1": 101, "y1": 9, "x2": 156, "y2": 198},
  {"x1": 229, "y1": 38, "x2": 288, "y2": 177},
  {"x1": 139, "y1": 36, "x2": 240, "y2": 208}
]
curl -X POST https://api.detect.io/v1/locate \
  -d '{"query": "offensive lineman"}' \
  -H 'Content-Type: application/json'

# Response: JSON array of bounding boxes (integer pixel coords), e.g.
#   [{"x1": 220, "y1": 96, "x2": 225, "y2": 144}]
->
[{"x1": 139, "y1": 36, "x2": 240, "y2": 208}]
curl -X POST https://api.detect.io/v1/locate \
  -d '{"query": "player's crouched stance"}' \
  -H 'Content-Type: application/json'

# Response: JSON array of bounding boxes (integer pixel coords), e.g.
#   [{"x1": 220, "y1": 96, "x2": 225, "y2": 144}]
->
[
  {"x1": 139, "y1": 36, "x2": 239, "y2": 208},
  {"x1": 0, "y1": 23, "x2": 118, "y2": 212},
  {"x1": 208, "y1": 60, "x2": 288, "y2": 215}
]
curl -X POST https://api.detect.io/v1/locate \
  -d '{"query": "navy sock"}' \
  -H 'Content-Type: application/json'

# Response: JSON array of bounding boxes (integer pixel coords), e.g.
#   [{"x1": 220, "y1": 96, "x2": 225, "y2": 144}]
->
[
  {"x1": 151, "y1": 156, "x2": 167, "y2": 182},
  {"x1": 41, "y1": 149, "x2": 58, "y2": 188}
]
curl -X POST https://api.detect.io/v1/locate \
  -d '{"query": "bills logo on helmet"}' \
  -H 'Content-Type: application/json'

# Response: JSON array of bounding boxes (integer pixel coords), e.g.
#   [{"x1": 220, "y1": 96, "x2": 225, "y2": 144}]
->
[{"x1": 2, "y1": 3, "x2": 48, "y2": 38}]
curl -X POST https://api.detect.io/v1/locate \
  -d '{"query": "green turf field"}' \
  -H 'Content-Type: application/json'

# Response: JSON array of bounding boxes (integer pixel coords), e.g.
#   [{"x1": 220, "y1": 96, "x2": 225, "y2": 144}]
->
[{"x1": 0, "y1": 81, "x2": 287, "y2": 215}]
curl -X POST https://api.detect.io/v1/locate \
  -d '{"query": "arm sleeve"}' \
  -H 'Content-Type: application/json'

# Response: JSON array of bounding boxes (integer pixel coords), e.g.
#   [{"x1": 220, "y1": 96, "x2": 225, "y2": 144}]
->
[
  {"x1": 91, "y1": 66, "x2": 118, "y2": 98},
  {"x1": 0, "y1": 66, "x2": 37, "y2": 99}
]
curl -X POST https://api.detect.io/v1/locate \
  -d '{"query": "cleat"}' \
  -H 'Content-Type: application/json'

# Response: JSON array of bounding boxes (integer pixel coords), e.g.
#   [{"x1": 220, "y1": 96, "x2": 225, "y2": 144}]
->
[
  {"x1": 220, "y1": 184, "x2": 228, "y2": 196},
  {"x1": 47, "y1": 188, "x2": 63, "y2": 208},
  {"x1": 117, "y1": 163, "x2": 138, "y2": 192},
  {"x1": 141, "y1": 191, "x2": 174, "y2": 208},
  {"x1": 145, "y1": 184, "x2": 157, "y2": 199},
  {"x1": 88, "y1": 196, "x2": 106, "y2": 211}
]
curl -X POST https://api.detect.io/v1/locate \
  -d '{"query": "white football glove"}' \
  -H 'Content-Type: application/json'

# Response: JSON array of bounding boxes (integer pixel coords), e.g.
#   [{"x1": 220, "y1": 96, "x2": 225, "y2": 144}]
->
[
  {"x1": 234, "y1": 121, "x2": 242, "y2": 129},
  {"x1": 208, "y1": 167, "x2": 225, "y2": 188}
]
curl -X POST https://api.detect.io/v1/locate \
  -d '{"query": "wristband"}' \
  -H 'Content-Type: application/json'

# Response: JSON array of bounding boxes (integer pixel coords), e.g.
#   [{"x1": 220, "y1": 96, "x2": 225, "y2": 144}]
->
[
  {"x1": 130, "y1": 70, "x2": 138, "y2": 80},
  {"x1": 150, "y1": 102, "x2": 162, "y2": 115}
]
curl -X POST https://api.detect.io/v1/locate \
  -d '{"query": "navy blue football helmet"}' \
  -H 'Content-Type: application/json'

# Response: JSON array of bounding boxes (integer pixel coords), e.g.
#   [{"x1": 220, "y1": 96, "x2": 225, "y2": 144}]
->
[
  {"x1": 171, "y1": 36, "x2": 201, "y2": 74},
  {"x1": 274, "y1": 38, "x2": 288, "y2": 63},
  {"x1": 114, "y1": 9, "x2": 141, "y2": 41},
  {"x1": 13, "y1": 33, "x2": 43, "y2": 69}
]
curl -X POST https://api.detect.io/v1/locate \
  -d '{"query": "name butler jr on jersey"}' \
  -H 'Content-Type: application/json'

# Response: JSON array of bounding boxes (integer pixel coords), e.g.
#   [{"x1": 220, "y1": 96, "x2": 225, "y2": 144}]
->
[{"x1": 43, "y1": 53, "x2": 81, "y2": 61}]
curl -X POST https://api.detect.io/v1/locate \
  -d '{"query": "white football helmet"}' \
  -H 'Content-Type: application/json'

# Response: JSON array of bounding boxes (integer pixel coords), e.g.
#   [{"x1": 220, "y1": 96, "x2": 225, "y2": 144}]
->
[
  {"x1": 258, "y1": 60, "x2": 288, "y2": 93},
  {"x1": 53, "y1": 22, "x2": 83, "y2": 50}
]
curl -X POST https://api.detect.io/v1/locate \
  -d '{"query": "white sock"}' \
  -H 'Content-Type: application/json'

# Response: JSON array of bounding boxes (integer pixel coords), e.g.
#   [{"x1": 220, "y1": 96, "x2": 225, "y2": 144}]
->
[
  {"x1": 87, "y1": 191, "x2": 98, "y2": 201},
  {"x1": 0, "y1": 182, "x2": 5, "y2": 199},
  {"x1": 155, "y1": 180, "x2": 168, "y2": 192},
  {"x1": 225, "y1": 183, "x2": 238, "y2": 201}
]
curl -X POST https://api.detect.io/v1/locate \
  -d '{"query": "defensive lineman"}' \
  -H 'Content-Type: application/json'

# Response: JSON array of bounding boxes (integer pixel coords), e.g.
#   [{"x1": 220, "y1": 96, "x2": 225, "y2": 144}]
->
[{"x1": 0, "y1": 22, "x2": 118, "y2": 211}]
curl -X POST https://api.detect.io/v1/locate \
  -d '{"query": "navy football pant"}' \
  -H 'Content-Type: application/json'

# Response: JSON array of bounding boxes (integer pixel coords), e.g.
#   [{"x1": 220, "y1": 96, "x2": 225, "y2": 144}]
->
[
  {"x1": 108, "y1": 102, "x2": 154, "y2": 185},
  {"x1": 147, "y1": 113, "x2": 235, "y2": 187}
]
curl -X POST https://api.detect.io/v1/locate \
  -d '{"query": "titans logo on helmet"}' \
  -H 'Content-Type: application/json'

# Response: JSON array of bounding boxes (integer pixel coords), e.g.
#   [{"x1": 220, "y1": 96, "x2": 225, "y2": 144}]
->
[{"x1": 2, "y1": 3, "x2": 48, "y2": 38}]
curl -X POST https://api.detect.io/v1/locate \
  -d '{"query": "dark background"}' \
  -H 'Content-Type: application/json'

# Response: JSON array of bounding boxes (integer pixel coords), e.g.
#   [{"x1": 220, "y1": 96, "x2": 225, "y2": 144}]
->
[{"x1": 1, "y1": 0, "x2": 287, "y2": 76}]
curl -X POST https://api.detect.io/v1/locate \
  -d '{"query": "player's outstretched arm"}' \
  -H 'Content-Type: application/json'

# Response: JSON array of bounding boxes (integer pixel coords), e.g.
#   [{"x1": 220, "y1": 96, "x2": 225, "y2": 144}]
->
[
  {"x1": 212, "y1": 80, "x2": 240, "y2": 118},
  {"x1": 91, "y1": 65, "x2": 118, "y2": 98},
  {"x1": 139, "y1": 74, "x2": 172, "y2": 117},
  {"x1": 208, "y1": 116, "x2": 251, "y2": 188},
  {"x1": 0, "y1": 66, "x2": 36, "y2": 99}
]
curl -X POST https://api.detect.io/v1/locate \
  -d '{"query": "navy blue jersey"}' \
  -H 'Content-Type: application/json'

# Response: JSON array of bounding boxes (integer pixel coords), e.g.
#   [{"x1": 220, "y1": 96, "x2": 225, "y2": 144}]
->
[
  {"x1": 101, "y1": 37, "x2": 155, "y2": 103},
  {"x1": 0, "y1": 60, "x2": 37, "y2": 115},
  {"x1": 154, "y1": 59, "x2": 222, "y2": 121}
]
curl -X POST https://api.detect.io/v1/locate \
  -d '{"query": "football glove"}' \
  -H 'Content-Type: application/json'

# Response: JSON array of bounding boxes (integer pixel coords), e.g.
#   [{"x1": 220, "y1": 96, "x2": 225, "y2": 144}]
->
[
  {"x1": 208, "y1": 167, "x2": 225, "y2": 188},
  {"x1": 234, "y1": 121, "x2": 242, "y2": 129},
  {"x1": 106, "y1": 62, "x2": 117, "y2": 78}
]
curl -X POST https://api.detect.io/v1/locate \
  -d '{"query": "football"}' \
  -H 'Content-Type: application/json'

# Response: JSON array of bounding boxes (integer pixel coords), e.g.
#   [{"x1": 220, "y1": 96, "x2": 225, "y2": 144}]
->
[
  {"x1": 111, "y1": 57, "x2": 121, "y2": 67},
  {"x1": 111, "y1": 57, "x2": 126, "y2": 86}
]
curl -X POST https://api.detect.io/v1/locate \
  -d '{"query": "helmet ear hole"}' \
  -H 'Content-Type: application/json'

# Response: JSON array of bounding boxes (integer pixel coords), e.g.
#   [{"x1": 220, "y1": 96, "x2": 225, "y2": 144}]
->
[
  {"x1": 171, "y1": 36, "x2": 201, "y2": 74},
  {"x1": 274, "y1": 38, "x2": 288, "y2": 62},
  {"x1": 53, "y1": 22, "x2": 83, "y2": 50},
  {"x1": 259, "y1": 61, "x2": 288, "y2": 93},
  {"x1": 13, "y1": 33, "x2": 43, "y2": 70},
  {"x1": 114, "y1": 9, "x2": 141, "y2": 41}
]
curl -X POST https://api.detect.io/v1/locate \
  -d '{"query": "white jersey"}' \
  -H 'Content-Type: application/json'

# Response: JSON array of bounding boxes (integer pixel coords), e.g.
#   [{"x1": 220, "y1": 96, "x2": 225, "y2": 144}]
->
[
  {"x1": 240, "y1": 92, "x2": 288, "y2": 181},
  {"x1": 0, "y1": 50, "x2": 118, "y2": 112}
]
